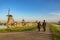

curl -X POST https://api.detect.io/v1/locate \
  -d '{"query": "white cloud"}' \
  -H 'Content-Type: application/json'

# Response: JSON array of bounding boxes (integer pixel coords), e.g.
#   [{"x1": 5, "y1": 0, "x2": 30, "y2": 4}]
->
[
  {"x1": 46, "y1": 12, "x2": 60, "y2": 22},
  {"x1": 45, "y1": 17, "x2": 60, "y2": 22},
  {"x1": 50, "y1": 12, "x2": 60, "y2": 16}
]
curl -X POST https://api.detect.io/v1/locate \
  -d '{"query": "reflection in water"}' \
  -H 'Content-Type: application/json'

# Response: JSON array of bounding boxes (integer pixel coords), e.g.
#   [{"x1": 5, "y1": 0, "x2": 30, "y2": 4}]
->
[{"x1": 0, "y1": 25, "x2": 7, "y2": 29}]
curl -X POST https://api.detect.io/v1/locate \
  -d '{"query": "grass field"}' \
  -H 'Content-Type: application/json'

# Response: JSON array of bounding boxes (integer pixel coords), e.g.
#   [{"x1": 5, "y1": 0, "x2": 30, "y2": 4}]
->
[
  {"x1": 0, "y1": 25, "x2": 37, "y2": 32},
  {"x1": 49, "y1": 24, "x2": 60, "y2": 40}
]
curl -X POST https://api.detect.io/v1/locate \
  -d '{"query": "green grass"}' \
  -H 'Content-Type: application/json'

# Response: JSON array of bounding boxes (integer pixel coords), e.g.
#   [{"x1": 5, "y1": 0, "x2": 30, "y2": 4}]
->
[
  {"x1": 50, "y1": 24, "x2": 60, "y2": 32},
  {"x1": 49, "y1": 24, "x2": 60, "y2": 40},
  {"x1": 0, "y1": 25, "x2": 37, "y2": 32},
  {"x1": 54, "y1": 34, "x2": 60, "y2": 40}
]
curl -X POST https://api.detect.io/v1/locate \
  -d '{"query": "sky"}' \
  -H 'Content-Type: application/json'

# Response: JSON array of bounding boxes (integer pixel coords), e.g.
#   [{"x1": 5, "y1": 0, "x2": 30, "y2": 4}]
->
[{"x1": 0, "y1": 0, "x2": 60, "y2": 22}]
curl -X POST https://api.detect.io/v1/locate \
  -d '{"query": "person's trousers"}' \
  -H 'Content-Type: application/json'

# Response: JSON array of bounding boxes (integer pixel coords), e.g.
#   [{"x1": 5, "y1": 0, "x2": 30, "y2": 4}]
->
[
  {"x1": 43, "y1": 27, "x2": 46, "y2": 32},
  {"x1": 38, "y1": 27, "x2": 40, "y2": 31}
]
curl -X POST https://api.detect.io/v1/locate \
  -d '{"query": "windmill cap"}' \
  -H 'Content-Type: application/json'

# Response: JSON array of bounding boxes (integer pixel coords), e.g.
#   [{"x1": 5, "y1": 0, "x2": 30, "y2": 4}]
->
[{"x1": 7, "y1": 15, "x2": 12, "y2": 17}]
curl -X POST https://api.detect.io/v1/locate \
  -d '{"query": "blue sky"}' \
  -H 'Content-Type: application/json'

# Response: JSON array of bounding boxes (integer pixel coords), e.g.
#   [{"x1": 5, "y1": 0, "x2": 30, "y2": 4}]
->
[{"x1": 0, "y1": 0, "x2": 60, "y2": 22}]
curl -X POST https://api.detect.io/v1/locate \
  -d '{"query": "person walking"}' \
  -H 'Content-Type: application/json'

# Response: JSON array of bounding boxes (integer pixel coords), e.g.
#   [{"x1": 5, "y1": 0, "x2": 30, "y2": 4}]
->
[
  {"x1": 37, "y1": 21, "x2": 41, "y2": 31},
  {"x1": 42, "y1": 20, "x2": 46, "y2": 32}
]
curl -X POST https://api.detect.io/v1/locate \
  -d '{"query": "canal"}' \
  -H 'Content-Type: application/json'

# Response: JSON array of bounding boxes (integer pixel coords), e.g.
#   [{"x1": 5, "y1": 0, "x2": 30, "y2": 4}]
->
[{"x1": 0, "y1": 25, "x2": 7, "y2": 29}]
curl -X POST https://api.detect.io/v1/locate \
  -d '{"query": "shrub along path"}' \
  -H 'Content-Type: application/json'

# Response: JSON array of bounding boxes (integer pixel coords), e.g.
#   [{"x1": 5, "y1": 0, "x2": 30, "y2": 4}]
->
[{"x1": 0, "y1": 24, "x2": 53, "y2": 40}]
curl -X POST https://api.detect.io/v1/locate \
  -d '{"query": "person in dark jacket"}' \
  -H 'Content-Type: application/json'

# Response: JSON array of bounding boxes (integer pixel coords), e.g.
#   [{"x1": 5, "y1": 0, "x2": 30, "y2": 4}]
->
[
  {"x1": 42, "y1": 20, "x2": 46, "y2": 32},
  {"x1": 37, "y1": 21, "x2": 41, "y2": 31}
]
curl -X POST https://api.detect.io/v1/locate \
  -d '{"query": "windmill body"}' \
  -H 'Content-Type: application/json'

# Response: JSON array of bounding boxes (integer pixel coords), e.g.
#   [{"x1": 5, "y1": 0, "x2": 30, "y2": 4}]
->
[{"x1": 7, "y1": 9, "x2": 13, "y2": 28}]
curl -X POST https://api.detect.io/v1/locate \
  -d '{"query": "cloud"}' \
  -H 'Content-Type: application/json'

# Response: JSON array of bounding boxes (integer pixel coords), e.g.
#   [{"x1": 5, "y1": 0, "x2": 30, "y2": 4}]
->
[
  {"x1": 45, "y1": 17, "x2": 60, "y2": 22},
  {"x1": 50, "y1": 12, "x2": 60, "y2": 16},
  {"x1": 45, "y1": 12, "x2": 60, "y2": 22}
]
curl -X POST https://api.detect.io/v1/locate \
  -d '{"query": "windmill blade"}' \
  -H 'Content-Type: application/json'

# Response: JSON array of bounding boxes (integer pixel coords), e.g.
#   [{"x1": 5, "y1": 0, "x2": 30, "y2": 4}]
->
[
  {"x1": 6, "y1": 8, "x2": 10, "y2": 16},
  {"x1": 12, "y1": 17, "x2": 15, "y2": 23},
  {"x1": 8, "y1": 8, "x2": 10, "y2": 15}
]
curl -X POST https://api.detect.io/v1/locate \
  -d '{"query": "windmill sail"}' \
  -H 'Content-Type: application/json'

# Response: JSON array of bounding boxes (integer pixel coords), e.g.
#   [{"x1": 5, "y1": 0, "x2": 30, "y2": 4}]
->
[{"x1": 7, "y1": 8, "x2": 10, "y2": 16}]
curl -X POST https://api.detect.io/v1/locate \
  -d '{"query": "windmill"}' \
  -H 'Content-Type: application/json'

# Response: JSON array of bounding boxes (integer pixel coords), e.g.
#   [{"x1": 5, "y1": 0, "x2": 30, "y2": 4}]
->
[{"x1": 7, "y1": 8, "x2": 13, "y2": 28}]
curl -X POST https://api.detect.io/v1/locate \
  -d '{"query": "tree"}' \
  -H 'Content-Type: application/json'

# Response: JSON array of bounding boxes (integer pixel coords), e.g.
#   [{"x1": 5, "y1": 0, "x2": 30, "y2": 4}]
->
[
  {"x1": 22, "y1": 19, "x2": 25, "y2": 26},
  {"x1": 58, "y1": 21, "x2": 60, "y2": 25}
]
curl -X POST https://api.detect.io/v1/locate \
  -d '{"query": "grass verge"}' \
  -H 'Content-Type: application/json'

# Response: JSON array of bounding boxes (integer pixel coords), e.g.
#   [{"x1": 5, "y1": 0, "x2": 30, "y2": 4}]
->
[
  {"x1": 0, "y1": 25, "x2": 37, "y2": 32},
  {"x1": 49, "y1": 24, "x2": 60, "y2": 40}
]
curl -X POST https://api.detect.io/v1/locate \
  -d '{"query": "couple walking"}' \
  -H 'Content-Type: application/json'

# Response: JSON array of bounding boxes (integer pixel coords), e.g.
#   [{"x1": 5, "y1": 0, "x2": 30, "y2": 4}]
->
[{"x1": 37, "y1": 20, "x2": 46, "y2": 32}]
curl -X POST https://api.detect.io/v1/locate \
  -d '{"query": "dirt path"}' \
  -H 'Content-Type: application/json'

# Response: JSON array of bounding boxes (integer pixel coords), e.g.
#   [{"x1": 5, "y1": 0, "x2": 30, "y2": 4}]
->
[{"x1": 0, "y1": 24, "x2": 53, "y2": 40}]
